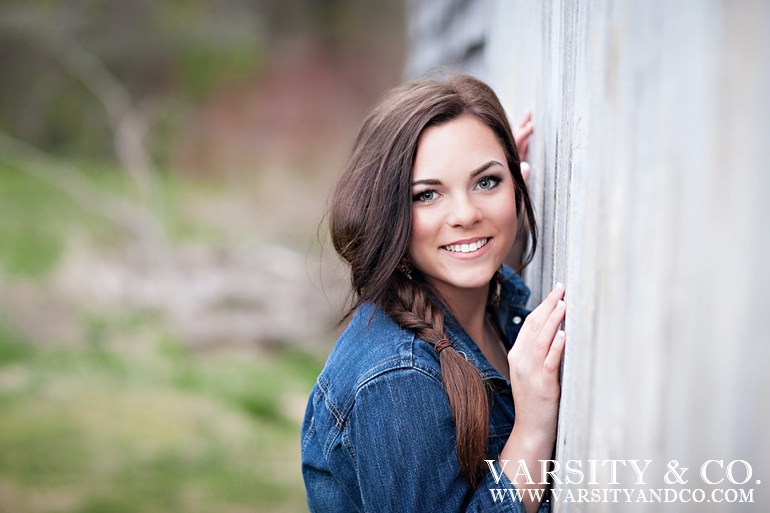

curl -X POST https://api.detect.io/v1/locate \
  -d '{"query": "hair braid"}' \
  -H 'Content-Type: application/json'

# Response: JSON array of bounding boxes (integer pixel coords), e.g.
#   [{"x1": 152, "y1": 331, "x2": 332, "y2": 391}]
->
[{"x1": 384, "y1": 274, "x2": 490, "y2": 488}]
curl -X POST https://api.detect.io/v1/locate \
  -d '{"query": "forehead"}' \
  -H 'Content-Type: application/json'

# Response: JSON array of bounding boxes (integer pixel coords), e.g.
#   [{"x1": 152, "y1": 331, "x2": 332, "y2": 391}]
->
[{"x1": 412, "y1": 114, "x2": 507, "y2": 179}]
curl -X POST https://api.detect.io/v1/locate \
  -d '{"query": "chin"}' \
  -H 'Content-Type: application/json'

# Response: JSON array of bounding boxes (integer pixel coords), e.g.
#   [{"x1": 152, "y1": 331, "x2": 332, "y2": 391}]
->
[{"x1": 435, "y1": 269, "x2": 497, "y2": 292}]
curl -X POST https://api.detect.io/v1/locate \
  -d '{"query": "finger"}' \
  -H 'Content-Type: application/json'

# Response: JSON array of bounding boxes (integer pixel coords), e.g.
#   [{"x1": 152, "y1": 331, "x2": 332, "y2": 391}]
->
[
  {"x1": 517, "y1": 138, "x2": 529, "y2": 161},
  {"x1": 532, "y1": 298, "x2": 566, "y2": 359},
  {"x1": 543, "y1": 330, "x2": 566, "y2": 374},
  {"x1": 539, "y1": 282, "x2": 565, "y2": 309},
  {"x1": 520, "y1": 283, "x2": 564, "y2": 333},
  {"x1": 516, "y1": 122, "x2": 534, "y2": 138},
  {"x1": 520, "y1": 161, "x2": 531, "y2": 182},
  {"x1": 510, "y1": 283, "x2": 564, "y2": 362},
  {"x1": 513, "y1": 124, "x2": 534, "y2": 148},
  {"x1": 515, "y1": 110, "x2": 532, "y2": 129}
]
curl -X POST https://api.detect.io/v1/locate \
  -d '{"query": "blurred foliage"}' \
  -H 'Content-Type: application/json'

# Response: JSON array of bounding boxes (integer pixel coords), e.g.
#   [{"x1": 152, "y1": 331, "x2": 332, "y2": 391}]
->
[
  {"x1": 0, "y1": 1, "x2": 403, "y2": 510},
  {"x1": 0, "y1": 313, "x2": 323, "y2": 512},
  {"x1": 0, "y1": 0, "x2": 267, "y2": 162},
  {"x1": 0, "y1": 163, "x2": 67, "y2": 276},
  {"x1": 0, "y1": 0, "x2": 403, "y2": 166},
  {"x1": 0, "y1": 75, "x2": 337, "y2": 512},
  {"x1": 0, "y1": 158, "x2": 250, "y2": 277},
  {"x1": 0, "y1": 160, "x2": 111, "y2": 277}
]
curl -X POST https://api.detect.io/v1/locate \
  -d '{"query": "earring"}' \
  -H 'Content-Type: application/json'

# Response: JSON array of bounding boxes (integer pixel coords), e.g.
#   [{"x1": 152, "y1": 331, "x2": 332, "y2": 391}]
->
[
  {"x1": 489, "y1": 265, "x2": 502, "y2": 308},
  {"x1": 398, "y1": 257, "x2": 414, "y2": 281}
]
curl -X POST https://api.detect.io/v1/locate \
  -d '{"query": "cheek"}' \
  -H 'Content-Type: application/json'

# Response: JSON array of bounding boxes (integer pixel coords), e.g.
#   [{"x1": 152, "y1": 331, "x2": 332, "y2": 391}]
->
[
  {"x1": 490, "y1": 186, "x2": 519, "y2": 236},
  {"x1": 501, "y1": 197, "x2": 519, "y2": 226},
  {"x1": 408, "y1": 209, "x2": 439, "y2": 258}
]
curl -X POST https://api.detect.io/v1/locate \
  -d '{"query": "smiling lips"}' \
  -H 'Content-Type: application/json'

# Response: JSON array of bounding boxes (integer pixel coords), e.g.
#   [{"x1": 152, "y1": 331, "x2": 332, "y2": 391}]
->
[{"x1": 441, "y1": 237, "x2": 489, "y2": 254}]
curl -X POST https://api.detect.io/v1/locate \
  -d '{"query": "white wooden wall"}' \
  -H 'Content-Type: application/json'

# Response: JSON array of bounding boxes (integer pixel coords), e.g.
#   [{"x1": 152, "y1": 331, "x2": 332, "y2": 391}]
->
[{"x1": 485, "y1": 1, "x2": 770, "y2": 511}]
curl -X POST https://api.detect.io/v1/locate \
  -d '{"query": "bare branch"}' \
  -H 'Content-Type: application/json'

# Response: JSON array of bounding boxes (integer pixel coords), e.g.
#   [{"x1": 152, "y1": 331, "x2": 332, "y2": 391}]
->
[
  {"x1": 57, "y1": 39, "x2": 157, "y2": 206},
  {"x1": 58, "y1": 40, "x2": 133, "y2": 129}
]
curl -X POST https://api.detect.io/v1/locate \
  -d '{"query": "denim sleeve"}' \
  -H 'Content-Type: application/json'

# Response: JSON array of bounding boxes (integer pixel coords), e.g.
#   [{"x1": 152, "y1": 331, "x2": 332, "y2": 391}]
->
[{"x1": 350, "y1": 368, "x2": 544, "y2": 512}]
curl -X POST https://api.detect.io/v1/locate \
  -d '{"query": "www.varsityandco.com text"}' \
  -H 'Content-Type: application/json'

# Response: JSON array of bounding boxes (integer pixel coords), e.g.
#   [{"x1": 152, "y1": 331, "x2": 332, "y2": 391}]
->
[{"x1": 486, "y1": 459, "x2": 758, "y2": 504}]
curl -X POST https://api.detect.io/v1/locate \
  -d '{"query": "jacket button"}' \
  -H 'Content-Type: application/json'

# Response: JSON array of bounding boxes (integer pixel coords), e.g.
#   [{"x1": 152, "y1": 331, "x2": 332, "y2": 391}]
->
[{"x1": 512, "y1": 316, "x2": 522, "y2": 325}]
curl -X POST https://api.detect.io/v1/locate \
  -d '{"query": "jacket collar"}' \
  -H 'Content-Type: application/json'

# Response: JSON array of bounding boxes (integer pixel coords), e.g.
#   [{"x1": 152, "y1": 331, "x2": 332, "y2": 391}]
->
[{"x1": 438, "y1": 265, "x2": 530, "y2": 381}]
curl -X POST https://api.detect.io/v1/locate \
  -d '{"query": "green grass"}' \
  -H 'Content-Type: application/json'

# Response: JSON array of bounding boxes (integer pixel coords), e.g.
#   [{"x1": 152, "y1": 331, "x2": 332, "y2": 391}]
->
[
  {"x1": 0, "y1": 163, "x2": 71, "y2": 276},
  {"x1": 0, "y1": 324, "x2": 34, "y2": 365},
  {"x1": 0, "y1": 315, "x2": 323, "y2": 513},
  {"x1": 0, "y1": 157, "x2": 328, "y2": 512},
  {"x1": 0, "y1": 161, "x2": 236, "y2": 278},
  {"x1": 0, "y1": 161, "x2": 132, "y2": 277}
]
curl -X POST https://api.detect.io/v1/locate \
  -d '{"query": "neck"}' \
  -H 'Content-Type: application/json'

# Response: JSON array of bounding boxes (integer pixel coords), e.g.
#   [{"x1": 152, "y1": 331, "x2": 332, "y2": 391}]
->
[{"x1": 433, "y1": 283, "x2": 489, "y2": 344}]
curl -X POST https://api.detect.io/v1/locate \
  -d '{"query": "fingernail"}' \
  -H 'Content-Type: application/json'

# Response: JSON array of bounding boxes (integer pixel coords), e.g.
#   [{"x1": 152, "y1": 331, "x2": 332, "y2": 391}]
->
[
  {"x1": 557, "y1": 330, "x2": 566, "y2": 338},
  {"x1": 557, "y1": 300, "x2": 565, "y2": 309},
  {"x1": 554, "y1": 282, "x2": 564, "y2": 291},
  {"x1": 520, "y1": 161, "x2": 531, "y2": 172}
]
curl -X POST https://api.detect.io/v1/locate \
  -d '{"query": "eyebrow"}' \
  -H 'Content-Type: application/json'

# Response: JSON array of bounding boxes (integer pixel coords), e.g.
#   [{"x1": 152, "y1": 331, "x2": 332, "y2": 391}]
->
[{"x1": 411, "y1": 160, "x2": 505, "y2": 186}]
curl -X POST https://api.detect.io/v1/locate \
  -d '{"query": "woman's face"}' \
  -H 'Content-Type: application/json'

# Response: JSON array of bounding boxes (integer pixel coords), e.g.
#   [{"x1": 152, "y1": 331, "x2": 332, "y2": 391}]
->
[{"x1": 408, "y1": 114, "x2": 518, "y2": 301}]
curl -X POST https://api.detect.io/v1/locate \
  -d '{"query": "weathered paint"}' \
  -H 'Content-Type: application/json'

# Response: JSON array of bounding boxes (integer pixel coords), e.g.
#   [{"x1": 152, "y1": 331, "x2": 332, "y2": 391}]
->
[
  {"x1": 485, "y1": 1, "x2": 770, "y2": 511},
  {"x1": 404, "y1": 0, "x2": 491, "y2": 79}
]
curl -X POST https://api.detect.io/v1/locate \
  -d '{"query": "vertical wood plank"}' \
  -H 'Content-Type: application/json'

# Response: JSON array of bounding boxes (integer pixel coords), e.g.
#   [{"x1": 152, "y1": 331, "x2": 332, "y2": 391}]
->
[{"x1": 487, "y1": 1, "x2": 770, "y2": 511}]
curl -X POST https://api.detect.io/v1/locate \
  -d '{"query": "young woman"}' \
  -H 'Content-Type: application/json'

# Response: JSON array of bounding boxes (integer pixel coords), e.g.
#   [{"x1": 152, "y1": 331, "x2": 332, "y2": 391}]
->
[{"x1": 301, "y1": 75, "x2": 566, "y2": 513}]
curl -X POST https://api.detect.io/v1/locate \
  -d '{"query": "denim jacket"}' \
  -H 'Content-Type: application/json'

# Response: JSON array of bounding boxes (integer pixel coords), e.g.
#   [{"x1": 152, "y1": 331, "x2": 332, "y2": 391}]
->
[{"x1": 301, "y1": 266, "x2": 549, "y2": 512}]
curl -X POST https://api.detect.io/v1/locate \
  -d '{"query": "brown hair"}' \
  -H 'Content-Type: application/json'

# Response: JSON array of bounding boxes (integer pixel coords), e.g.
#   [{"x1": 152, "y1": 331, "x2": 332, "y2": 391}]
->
[{"x1": 329, "y1": 75, "x2": 538, "y2": 487}]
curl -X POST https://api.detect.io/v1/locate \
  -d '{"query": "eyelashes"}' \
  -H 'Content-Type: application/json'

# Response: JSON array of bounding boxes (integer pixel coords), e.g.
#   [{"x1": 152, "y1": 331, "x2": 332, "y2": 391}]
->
[
  {"x1": 413, "y1": 190, "x2": 439, "y2": 202},
  {"x1": 476, "y1": 175, "x2": 502, "y2": 190},
  {"x1": 412, "y1": 174, "x2": 503, "y2": 203}
]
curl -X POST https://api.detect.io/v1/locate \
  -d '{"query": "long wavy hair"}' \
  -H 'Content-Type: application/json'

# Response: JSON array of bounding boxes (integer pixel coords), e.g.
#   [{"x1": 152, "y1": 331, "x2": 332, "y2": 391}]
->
[{"x1": 329, "y1": 74, "x2": 538, "y2": 488}]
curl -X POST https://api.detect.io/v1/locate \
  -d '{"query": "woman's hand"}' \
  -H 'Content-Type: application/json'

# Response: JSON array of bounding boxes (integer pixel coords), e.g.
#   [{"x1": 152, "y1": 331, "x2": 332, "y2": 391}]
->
[
  {"x1": 513, "y1": 110, "x2": 534, "y2": 163},
  {"x1": 508, "y1": 282, "x2": 565, "y2": 442},
  {"x1": 498, "y1": 283, "x2": 566, "y2": 513}
]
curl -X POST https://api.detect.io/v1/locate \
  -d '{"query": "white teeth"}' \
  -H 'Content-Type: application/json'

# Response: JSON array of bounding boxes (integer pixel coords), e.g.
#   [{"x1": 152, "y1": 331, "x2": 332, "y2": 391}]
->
[{"x1": 443, "y1": 238, "x2": 489, "y2": 253}]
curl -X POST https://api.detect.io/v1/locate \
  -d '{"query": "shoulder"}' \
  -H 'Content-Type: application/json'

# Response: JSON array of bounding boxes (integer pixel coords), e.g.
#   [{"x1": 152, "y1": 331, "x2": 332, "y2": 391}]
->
[{"x1": 313, "y1": 303, "x2": 443, "y2": 421}]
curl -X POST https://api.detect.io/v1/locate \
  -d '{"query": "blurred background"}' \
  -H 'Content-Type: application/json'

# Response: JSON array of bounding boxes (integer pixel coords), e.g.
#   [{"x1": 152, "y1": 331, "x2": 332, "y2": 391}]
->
[
  {"x1": 4, "y1": 1, "x2": 768, "y2": 512},
  {"x1": 0, "y1": 1, "x2": 407, "y2": 511}
]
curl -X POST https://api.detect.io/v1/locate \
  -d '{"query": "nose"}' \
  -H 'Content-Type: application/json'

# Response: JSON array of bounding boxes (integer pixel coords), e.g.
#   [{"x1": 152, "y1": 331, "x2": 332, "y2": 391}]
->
[{"x1": 446, "y1": 194, "x2": 482, "y2": 228}]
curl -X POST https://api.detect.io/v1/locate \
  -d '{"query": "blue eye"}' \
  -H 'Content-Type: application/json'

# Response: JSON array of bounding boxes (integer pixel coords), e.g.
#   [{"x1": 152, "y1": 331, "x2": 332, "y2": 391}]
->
[
  {"x1": 477, "y1": 176, "x2": 501, "y2": 190},
  {"x1": 413, "y1": 190, "x2": 438, "y2": 202}
]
